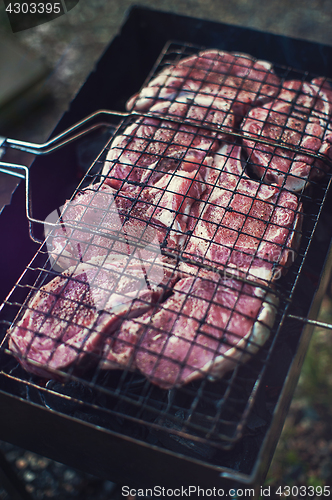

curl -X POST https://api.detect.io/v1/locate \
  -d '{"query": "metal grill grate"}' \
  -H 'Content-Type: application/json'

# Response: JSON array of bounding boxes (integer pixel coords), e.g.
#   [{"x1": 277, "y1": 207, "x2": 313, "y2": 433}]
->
[{"x1": 0, "y1": 41, "x2": 332, "y2": 458}]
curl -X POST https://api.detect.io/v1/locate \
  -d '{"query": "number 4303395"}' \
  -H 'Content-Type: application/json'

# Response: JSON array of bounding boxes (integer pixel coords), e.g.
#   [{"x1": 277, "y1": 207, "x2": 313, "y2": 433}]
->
[{"x1": 5, "y1": 3, "x2": 62, "y2": 14}]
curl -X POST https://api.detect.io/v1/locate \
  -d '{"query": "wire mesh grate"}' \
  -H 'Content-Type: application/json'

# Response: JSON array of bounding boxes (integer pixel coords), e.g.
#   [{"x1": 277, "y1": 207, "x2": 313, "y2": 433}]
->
[{"x1": 0, "y1": 41, "x2": 332, "y2": 456}]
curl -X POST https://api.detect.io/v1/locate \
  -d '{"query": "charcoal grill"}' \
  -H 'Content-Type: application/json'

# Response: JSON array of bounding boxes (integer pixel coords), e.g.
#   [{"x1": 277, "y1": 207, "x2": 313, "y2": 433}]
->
[{"x1": 1, "y1": 6, "x2": 332, "y2": 495}]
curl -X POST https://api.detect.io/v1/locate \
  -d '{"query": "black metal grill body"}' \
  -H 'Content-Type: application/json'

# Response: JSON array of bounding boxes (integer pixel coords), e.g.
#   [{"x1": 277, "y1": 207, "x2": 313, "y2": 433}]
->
[{"x1": 1, "y1": 6, "x2": 332, "y2": 493}]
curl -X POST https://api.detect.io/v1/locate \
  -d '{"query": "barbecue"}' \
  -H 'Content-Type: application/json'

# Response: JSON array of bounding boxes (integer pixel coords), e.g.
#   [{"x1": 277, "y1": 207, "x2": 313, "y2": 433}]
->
[
  {"x1": 5, "y1": 46, "x2": 311, "y2": 387},
  {"x1": 1, "y1": 6, "x2": 332, "y2": 494}
]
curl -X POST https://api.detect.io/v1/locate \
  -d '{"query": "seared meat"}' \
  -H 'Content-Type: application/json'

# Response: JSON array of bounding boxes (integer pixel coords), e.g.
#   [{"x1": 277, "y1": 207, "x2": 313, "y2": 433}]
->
[
  {"x1": 241, "y1": 78, "x2": 332, "y2": 191},
  {"x1": 184, "y1": 144, "x2": 302, "y2": 281}
]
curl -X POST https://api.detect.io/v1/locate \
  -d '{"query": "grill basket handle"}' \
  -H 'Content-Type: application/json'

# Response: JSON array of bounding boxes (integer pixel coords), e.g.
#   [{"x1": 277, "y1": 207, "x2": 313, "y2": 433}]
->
[{"x1": 0, "y1": 109, "x2": 129, "y2": 155}]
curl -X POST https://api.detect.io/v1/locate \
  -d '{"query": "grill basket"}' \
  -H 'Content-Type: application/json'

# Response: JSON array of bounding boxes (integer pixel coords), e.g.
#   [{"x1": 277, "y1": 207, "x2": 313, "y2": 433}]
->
[{"x1": 1, "y1": 10, "x2": 332, "y2": 493}]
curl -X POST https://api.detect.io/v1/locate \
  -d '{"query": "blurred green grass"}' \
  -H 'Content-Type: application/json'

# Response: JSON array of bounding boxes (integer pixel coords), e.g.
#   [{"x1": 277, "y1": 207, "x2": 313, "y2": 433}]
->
[{"x1": 265, "y1": 293, "x2": 332, "y2": 491}]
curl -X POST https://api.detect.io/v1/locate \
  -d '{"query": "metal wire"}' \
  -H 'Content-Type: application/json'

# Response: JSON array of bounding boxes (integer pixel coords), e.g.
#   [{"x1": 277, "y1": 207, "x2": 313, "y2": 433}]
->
[
  {"x1": 1, "y1": 41, "x2": 332, "y2": 454},
  {"x1": 287, "y1": 314, "x2": 332, "y2": 330},
  {"x1": 0, "y1": 110, "x2": 126, "y2": 155}
]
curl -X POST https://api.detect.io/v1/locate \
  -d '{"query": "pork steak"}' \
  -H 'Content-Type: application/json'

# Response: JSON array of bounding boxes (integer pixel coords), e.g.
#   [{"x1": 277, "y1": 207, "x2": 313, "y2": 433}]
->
[
  {"x1": 49, "y1": 161, "x2": 207, "y2": 268},
  {"x1": 241, "y1": 78, "x2": 332, "y2": 191},
  {"x1": 102, "y1": 109, "x2": 218, "y2": 193},
  {"x1": 8, "y1": 255, "x2": 178, "y2": 378},
  {"x1": 126, "y1": 49, "x2": 280, "y2": 130},
  {"x1": 102, "y1": 50, "x2": 280, "y2": 192},
  {"x1": 100, "y1": 263, "x2": 278, "y2": 389},
  {"x1": 47, "y1": 181, "x2": 177, "y2": 269},
  {"x1": 184, "y1": 143, "x2": 302, "y2": 281}
]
